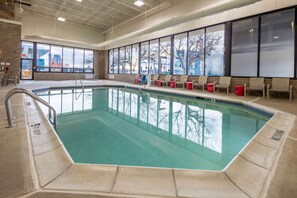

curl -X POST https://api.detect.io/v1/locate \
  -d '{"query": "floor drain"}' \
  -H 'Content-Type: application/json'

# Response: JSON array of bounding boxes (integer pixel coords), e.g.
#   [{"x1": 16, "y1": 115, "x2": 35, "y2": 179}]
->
[{"x1": 271, "y1": 129, "x2": 284, "y2": 141}]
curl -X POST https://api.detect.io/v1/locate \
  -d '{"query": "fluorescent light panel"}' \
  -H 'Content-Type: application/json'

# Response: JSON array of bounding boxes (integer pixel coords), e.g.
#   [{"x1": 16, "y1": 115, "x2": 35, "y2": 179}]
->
[
  {"x1": 76, "y1": 0, "x2": 82, "y2": 2},
  {"x1": 134, "y1": 0, "x2": 144, "y2": 7},
  {"x1": 58, "y1": 17, "x2": 65, "y2": 22}
]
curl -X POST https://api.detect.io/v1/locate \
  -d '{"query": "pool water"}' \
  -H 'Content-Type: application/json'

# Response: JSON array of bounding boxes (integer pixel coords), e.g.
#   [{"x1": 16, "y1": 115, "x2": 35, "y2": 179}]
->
[{"x1": 37, "y1": 87, "x2": 270, "y2": 170}]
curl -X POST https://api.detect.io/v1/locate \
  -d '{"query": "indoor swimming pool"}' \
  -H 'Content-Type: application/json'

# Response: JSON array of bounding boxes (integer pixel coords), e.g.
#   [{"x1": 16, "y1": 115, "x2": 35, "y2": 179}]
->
[{"x1": 36, "y1": 87, "x2": 272, "y2": 170}]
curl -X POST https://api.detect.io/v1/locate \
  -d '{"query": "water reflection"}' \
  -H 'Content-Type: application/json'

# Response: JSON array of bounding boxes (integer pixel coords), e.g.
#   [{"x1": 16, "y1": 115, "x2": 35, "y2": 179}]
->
[
  {"x1": 37, "y1": 89, "x2": 93, "y2": 115},
  {"x1": 107, "y1": 88, "x2": 267, "y2": 154}
]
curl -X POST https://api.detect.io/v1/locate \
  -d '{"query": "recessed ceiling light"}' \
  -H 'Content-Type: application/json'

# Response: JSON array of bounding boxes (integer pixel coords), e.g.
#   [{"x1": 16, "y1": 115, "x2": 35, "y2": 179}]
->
[
  {"x1": 134, "y1": 0, "x2": 144, "y2": 7},
  {"x1": 58, "y1": 17, "x2": 65, "y2": 22},
  {"x1": 76, "y1": 0, "x2": 82, "y2": 2},
  {"x1": 273, "y1": 36, "x2": 279, "y2": 39}
]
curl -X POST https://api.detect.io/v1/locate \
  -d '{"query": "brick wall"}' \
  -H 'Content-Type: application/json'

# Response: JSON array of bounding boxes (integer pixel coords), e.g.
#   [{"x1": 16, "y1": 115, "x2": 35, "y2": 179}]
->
[
  {"x1": 34, "y1": 50, "x2": 106, "y2": 80},
  {"x1": 0, "y1": 21, "x2": 21, "y2": 82}
]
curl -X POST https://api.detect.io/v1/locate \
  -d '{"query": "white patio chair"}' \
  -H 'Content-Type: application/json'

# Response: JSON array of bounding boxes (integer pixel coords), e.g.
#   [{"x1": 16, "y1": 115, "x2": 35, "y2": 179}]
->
[
  {"x1": 175, "y1": 75, "x2": 188, "y2": 88},
  {"x1": 151, "y1": 74, "x2": 159, "y2": 85},
  {"x1": 267, "y1": 78, "x2": 293, "y2": 100},
  {"x1": 193, "y1": 76, "x2": 208, "y2": 91},
  {"x1": 160, "y1": 75, "x2": 172, "y2": 87},
  {"x1": 214, "y1": 77, "x2": 231, "y2": 94},
  {"x1": 244, "y1": 78, "x2": 265, "y2": 97}
]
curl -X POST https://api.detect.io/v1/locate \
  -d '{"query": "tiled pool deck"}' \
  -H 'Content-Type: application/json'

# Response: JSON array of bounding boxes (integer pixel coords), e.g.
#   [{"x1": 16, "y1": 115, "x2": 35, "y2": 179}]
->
[{"x1": 1, "y1": 80, "x2": 297, "y2": 198}]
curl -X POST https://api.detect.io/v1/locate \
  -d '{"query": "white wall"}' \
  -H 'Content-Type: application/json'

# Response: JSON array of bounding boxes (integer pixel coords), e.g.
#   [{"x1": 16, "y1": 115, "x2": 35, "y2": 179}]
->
[
  {"x1": 21, "y1": 14, "x2": 104, "y2": 49},
  {"x1": 103, "y1": 0, "x2": 297, "y2": 49}
]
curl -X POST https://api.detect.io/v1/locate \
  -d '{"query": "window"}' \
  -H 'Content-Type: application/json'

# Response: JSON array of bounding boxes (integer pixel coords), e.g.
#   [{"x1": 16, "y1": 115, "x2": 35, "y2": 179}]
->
[
  {"x1": 131, "y1": 44, "x2": 139, "y2": 74},
  {"x1": 21, "y1": 41, "x2": 33, "y2": 59},
  {"x1": 119, "y1": 47, "x2": 125, "y2": 74},
  {"x1": 231, "y1": 17, "x2": 258, "y2": 76},
  {"x1": 259, "y1": 9, "x2": 295, "y2": 77},
  {"x1": 63, "y1": 47, "x2": 74, "y2": 72},
  {"x1": 188, "y1": 29, "x2": 205, "y2": 75},
  {"x1": 113, "y1": 48, "x2": 119, "y2": 74},
  {"x1": 74, "y1": 49, "x2": 84, "y2": 72},
  {"x1": 205, "y1": 24, "x2": 225, "y2": 76},
  {"x1": 36, "y1": 44, "x2": 50, "y2": 72},
  {"x1": 149, "y1": 39, "x2": 159, "y2": 74},
  {"x1": 84, "y1": 50, "x2": 94, "y2": 73},
  {"x1": 140, "y1": 42, "x2": 149, "y2": 74},
  {"x1": 109, "y1": 50, "x2": 114, "y2": 73},
  {"x1": 50, "y1": 46, "x2": 62, "y2": 72},
  {"x1": 125, "y1": 46, "x2": 132, "y2": 74},
  {"x1": 173, "y1": 33, "x2": 187, "y2": 75},
  {"x1": 160, "y1": 37, "x2": 171, "y2": 74}
]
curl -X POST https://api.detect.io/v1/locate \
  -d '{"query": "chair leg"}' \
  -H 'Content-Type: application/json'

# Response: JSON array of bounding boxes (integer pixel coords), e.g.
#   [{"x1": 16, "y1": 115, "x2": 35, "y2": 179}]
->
[
  {"x1": 227, "y1": 87, "x2": 229, "y2": 94},
  {"x1": 262, "y1": 89, "x2": 265, "y2": 98}
]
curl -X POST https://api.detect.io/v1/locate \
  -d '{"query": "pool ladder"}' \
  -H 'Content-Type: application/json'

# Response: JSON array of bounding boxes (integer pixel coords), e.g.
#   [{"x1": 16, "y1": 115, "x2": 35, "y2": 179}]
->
[
  {"x1": 75, "y1": 74, "x2": 84, "y2": 100},
  {"x1": 5, "y1": 88, "x2": 57, "y2": 129}
]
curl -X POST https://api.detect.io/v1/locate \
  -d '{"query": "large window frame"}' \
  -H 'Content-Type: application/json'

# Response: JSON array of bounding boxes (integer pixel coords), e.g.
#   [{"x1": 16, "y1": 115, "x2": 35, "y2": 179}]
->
[
  {"x1": 24, "y1": 41, "x2": 94, "y2": 74},
  {"x1": 107, "y1": 6, "x2": 297, "y2": 78}
]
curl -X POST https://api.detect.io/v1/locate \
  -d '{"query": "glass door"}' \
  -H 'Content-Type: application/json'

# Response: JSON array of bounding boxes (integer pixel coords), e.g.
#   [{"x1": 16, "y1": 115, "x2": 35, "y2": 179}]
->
[{"x1": 21, "y1": 59, "x2": 33, "y2": 80}]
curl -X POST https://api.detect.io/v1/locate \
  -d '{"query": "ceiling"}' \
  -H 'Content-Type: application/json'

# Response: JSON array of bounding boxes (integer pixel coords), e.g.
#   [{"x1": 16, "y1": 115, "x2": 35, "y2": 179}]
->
[{"x1": 4, "y1": 0, "x2": 174, "y2": 33}]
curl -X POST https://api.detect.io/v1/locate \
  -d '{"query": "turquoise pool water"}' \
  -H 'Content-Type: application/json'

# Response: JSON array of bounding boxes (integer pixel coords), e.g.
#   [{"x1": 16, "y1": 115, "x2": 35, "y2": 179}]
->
[{"x1": 37, "y1": 87, "x2": 271, "y2": 170}]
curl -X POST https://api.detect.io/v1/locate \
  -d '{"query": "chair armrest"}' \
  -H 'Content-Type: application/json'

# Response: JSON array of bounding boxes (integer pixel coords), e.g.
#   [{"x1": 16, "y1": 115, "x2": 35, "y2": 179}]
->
[
  {"x1": 192, "y1": 79, "x2": 197, "y2": 83},
  {"x1": 244, "y1": 83, "x2": 248, "y2": 88},
  {"x1": 290, "y1": 85, "x2": 293, "y2": 92},
  {"x1": 213, "y1": 81, "x2": 218, "y2": 86},
  {"x1": 267, "y1": 84, "x2": 270, "y2": 90}
]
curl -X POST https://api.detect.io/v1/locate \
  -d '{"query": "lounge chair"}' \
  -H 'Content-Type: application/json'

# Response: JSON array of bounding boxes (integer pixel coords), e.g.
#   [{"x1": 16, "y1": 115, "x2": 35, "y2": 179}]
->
[
  {"x1": 151, "y1": 74, "x2": 159, "y2": 85},
  {"x1": 267, "y1": 78, "x2": 293, "y2": 100},
  {"x1": 0, "y1": 72, "x2": 4, "y2": 86},
  {"x1": 6, "y1": 74, "x2": 18, "y2": 86},
  {"x1": 160, "y1": 75, "x2": 172, "y2": 87},
  {"x1": 193, "y1": 76, "x2": 208, "y2": 91},
  {"x1": 214, "y1": 77, "x2": 231, "y2": 94},
  {"x1": 175, "y1": 75, "x2": 188, "y2": 88},
  {"x1": 244, "y1": 78, "x2": 265, "y2": 97}
]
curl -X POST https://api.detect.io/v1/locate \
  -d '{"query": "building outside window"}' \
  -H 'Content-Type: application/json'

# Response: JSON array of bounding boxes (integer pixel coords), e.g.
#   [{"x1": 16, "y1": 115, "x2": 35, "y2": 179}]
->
[
  {"x1": 50, "y1": 45, "x2": 62, "y2": 72},
  {"x1": 160, "y1": 37, "x2": 171, "y2": 75},
  {"x1": 119, "y1": 47, "x2": 125, "y2": 74},
  {"x1": 113, "y1": 48, "x2": 119, "y2": 74},
  {"x1": 63, "y1": 47, "x2": 74, "y2": 72},
  {"x1": 21, "y1": 41, "x2": 33, "y2": 59},
  {"x1": 125, "y1": 46, "x2": 132, "y2": 74},
  {"x1": 131, "y1": 44, "x2": 139, "y2": 74},
  {"x1": 259, "y1": 9, "x2": 295, "y2": 77},
  {"x1": 149, "y1": 39, "x2": 159, "y2": 74},
  {"x1": 205, "y1": 24, "x2": 225, "y2": 76},
  {"x1": 109, "y1": 50, "x2": 114, "y2": 73},
  {"x1": 36, "y1": 44, "x2": 50, "y2": 72},
  {"x1": 74, "y1": 49, "x2": 84, "y2": 72},
  {"x1": 188, "y1": 29, "x2": 205, "y2": 75},
  {"x1": 173, "y1": 33, "x2": 187, "y2": 75},
  {"x1": 84, "y1": 50, "x2": 94, "y2": 73},
  {"x1": 231, "y1": 17, "x2": 258, "y2": 76},
  {"x1": 21, "y1": 41, "x2": 34, "y2": 79},
  {"x1": 140, "y1": 42, "x2": 149, "y2": 74}
]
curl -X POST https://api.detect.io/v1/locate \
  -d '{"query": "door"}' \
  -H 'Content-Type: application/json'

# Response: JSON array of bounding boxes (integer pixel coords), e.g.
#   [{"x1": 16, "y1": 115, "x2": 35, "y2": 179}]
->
[{"x1": 20, "y1": 59, "x2": 33, "y2": 80}]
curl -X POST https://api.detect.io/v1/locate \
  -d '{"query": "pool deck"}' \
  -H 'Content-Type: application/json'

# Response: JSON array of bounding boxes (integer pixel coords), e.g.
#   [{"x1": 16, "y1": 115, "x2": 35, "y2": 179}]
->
[{"x1": 1, "y1": 80, "x2": 297, "y2": 198}]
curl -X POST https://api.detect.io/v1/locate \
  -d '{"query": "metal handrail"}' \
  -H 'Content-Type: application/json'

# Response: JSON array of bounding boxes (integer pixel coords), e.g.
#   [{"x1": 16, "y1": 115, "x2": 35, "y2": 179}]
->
[
  {"x1": 75, "y1": 73, "x2": 85, "y2": 90},
  {"x1": 75, "y1": 74, "x2": 85, "y2": 100},
  {"x1": 5, "y1": 88, "x2": 57, "y2": 129}
]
